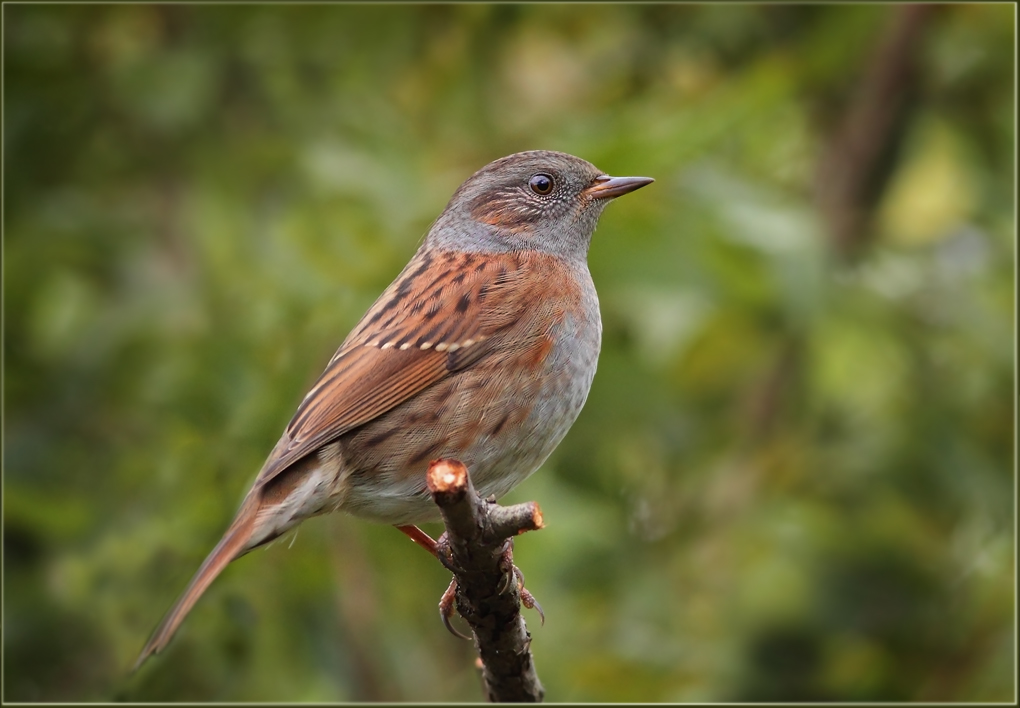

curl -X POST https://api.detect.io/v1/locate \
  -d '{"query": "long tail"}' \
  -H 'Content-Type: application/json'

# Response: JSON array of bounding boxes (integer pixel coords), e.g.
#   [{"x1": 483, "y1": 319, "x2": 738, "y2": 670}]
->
[{"x1": 132, "y1": 501, "x2": 259, "y2": 671}]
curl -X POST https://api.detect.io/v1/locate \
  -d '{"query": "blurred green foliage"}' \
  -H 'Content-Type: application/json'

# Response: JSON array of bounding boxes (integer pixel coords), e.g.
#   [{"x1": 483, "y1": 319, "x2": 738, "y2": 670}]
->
[{"x1": 3, "y1": 4, "x2": 1014, "y2": 702}]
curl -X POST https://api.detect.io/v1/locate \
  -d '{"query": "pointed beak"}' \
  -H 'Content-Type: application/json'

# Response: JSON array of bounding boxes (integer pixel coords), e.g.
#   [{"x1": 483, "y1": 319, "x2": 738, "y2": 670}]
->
[{"x1": 585, "y1": 174, "x2": 655, "y2": 200}]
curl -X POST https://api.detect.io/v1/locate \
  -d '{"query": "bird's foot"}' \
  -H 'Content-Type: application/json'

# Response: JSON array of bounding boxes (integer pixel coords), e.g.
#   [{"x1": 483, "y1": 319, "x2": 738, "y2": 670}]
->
[
  {"x1": 439, "y1": 578, "x2": 471, "y2": 640},
  {"x1": 497, "y1": 541, "x2": 545, "y2": 625},
  {"x1": 397, "y1": 526, "x2": 543, "y2": 634}
]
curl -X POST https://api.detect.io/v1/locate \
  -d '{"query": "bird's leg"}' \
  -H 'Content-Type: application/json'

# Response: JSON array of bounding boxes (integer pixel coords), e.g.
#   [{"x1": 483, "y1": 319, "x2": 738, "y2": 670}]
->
[
  {"x1": 394, "y1": 524, "x2": 440, "y2": 558},
  {"x1": 394, "y1": 525, "x2": 469, "y2": 639}
]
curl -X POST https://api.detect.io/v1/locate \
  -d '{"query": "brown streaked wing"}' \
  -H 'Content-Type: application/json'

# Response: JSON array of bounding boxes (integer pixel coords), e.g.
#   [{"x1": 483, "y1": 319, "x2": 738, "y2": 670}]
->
[{"x1": 250, "y1": 250, "x2": 530, "y2": 491}]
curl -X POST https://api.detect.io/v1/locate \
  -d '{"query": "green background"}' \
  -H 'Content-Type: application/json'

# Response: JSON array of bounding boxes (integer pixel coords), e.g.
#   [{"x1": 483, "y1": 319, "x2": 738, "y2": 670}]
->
[{"x1": 4, "y1": 4, "x2": 1014, "y2": 702}]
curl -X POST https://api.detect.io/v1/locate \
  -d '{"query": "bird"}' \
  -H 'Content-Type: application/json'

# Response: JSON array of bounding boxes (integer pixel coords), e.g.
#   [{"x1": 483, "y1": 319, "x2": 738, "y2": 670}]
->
[{"x1": 134, "y1": 149, "x2": 653, "y2": 669}]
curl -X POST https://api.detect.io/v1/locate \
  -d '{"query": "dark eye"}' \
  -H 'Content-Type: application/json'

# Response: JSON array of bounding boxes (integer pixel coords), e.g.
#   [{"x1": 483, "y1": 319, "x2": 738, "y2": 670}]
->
[{"x1": 528, "y1": 173, "x2": 554, "y2": 195}]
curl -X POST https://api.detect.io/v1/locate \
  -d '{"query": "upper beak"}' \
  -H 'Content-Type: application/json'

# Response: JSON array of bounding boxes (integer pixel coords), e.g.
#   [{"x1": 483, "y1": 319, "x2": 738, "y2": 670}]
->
[{"x1": 586, "y1": 174, "x2": 655, "y2": 200}]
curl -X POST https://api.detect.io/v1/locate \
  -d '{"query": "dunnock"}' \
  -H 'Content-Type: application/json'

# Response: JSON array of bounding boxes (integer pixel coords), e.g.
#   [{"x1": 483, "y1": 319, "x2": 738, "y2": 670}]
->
[{"x1": 135, "y1": 150, "x2": 653, "y2": 668}]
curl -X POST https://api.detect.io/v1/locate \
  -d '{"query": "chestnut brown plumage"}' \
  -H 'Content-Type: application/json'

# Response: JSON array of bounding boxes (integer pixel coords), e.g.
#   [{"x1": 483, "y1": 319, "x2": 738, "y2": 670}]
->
[{"x1": 134, "y1": 150, "x2": 653, "y2": 669}]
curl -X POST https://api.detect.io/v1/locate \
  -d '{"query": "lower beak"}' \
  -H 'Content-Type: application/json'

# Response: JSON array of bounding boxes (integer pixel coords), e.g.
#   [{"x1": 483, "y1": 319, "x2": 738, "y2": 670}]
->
[{"x1": 586, "y1": 175, "x2": 655, "y2": 199}]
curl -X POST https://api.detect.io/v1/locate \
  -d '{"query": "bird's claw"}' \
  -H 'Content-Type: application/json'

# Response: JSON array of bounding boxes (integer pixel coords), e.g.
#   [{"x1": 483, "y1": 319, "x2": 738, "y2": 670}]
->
[
  {"x1": 520, "y1": 585, "x2": 545, "y2": 626},
  {"x1": 504, "y1": 555, "x2": 545, "y2": 625},
  {"x1": 439, "y1": 578, "x2": 470, "y2": 640},
  {"x1": 497, "y1": 567, "x2": 514, "y2": 595}
]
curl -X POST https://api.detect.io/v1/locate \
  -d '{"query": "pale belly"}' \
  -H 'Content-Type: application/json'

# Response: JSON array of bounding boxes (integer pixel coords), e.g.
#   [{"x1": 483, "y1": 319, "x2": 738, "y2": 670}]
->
[{"x1": 329, "y1": 303, "x2": 602, "y2": 526}]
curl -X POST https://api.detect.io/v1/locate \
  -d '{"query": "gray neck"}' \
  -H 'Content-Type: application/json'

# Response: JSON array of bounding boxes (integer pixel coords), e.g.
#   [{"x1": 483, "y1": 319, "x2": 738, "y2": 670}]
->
[{"x1": 422, "y1": 203, "x2": 604, "y2": 264}]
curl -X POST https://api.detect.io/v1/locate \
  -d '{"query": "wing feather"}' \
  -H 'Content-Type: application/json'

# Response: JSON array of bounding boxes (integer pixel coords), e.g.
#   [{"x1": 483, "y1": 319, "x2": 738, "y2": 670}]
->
[{"x1": 251, "y1": 249, "x2": 537, "y2": 490}]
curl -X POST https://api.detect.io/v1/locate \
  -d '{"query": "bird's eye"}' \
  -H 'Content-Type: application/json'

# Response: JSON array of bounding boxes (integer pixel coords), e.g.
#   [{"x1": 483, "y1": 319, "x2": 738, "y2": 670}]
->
[{"x1": 528, "y1": 173, "x2": 554, "y2": 195}]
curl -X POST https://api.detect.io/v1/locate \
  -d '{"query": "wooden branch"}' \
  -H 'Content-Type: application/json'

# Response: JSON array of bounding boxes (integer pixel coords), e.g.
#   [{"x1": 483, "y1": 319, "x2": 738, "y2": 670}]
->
[
  {"x1": 426, "y1": 459, "x2": 545, "y2": 703},
  {"x1": 815, "y1": 3, "x2": 939, "y2": 259}
]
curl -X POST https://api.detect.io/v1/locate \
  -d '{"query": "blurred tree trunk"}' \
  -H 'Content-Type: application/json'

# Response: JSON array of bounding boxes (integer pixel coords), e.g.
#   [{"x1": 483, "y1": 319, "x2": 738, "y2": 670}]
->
[{"x1": 815, "y1": 4, "x2": 940, "y2": 260}]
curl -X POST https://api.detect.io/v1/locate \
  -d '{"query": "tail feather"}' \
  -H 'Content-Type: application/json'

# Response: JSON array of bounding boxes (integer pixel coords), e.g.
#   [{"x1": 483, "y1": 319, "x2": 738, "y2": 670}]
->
[
  {"x1": 132, "y1": 503, "x2": 257, "y2": 672},
  {"x1": 133, "y1": 455, "x2": 325, "y2": 672}
]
